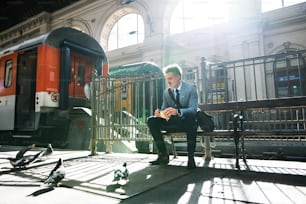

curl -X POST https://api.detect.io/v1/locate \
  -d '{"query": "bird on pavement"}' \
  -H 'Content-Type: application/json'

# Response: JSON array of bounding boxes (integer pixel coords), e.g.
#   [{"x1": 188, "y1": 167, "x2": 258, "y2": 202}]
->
[
  {"x1": 41, "y1": 144, "x2": 53, "y2": 157},
  {"x1": 43, "y1": 158, "x2": 65, "y2": 187},
  {"x1": 0, "y1": 144, "x2": 43, "y2": 168},
  {"x1": 113, "y1": 162, "x2": 129, "y2": 183}
]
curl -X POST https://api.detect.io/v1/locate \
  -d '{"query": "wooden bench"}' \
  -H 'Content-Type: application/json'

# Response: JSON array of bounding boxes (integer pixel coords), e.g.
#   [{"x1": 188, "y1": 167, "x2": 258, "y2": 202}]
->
[
  {"x1": 163, "y1": 129, "x2": 306, "y2": 169},
  {"x1": 163, "y1": 96, "x2": 306, "y2": 169},
  {"x1": 162, "y1": 129, "x2": 245, "y2": 169}
]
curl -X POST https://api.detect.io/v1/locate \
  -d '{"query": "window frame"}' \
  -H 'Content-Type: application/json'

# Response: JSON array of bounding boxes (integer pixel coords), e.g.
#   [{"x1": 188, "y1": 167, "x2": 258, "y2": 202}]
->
[
  {"x1": 107, "y1": 13, "x2": 145, "y2": 51},
  {"x1": 274, "y1": 53, "x2": 306, "y2": 97},
  {"x1": 4, "y1": 59, "x2": 13, "y2": 88}
]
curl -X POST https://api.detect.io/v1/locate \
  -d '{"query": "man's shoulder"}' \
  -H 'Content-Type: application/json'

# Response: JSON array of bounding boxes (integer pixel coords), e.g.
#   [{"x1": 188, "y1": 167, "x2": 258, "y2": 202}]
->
[
  {"x1": 182, "y1": 81, "x2": 197, "y2": 89},
  {"x1": 163, "y1": 88, "x2": 171, "y2": 96}
]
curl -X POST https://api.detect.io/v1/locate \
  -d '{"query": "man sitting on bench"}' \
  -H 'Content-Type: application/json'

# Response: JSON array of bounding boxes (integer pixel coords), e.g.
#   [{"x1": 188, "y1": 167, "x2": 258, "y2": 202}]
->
[{"x1": 147, "y1": 64, "x2": 198, "y2": 169}]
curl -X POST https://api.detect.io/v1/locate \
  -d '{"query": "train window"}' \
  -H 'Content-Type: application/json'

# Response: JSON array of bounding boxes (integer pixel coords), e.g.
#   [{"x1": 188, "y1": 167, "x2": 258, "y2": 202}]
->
[
  {"x1": 4, "y1": 60, "x2": 13, "y2": 88},
  {"x1": 77, "y1": 64, "x2": 85, "y2": 86}
]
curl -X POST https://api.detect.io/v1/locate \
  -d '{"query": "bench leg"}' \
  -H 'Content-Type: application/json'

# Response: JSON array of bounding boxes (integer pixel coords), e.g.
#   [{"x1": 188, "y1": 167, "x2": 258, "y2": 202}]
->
[
  {"x1": 170, "y1": 135, "x2": 177, "y2": 158},
  {"x1": 204, "y1": 136, "x2": 212, "y2": 161},
  {"x1": 200, "y1": 136, "x2": 212, "y2": 161}
]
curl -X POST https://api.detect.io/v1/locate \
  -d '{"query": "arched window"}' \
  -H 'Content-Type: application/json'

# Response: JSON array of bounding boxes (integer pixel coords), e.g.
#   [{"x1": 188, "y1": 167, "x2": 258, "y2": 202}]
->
[
  {"x1": 107, "y1": 13, "x2": 144, "y2": 51},
  {"x1": 170, "y1": 0, "x2": 229, "y2": 34},
  {"x1": 261, "y1": 0, "x2": 305, "y2": 13}
]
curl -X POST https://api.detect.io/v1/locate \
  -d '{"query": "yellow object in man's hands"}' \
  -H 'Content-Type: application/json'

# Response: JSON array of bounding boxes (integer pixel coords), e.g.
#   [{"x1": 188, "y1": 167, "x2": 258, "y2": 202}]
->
[{"x1": 160, "y1": 110, "x2": 169, "y2": 120}]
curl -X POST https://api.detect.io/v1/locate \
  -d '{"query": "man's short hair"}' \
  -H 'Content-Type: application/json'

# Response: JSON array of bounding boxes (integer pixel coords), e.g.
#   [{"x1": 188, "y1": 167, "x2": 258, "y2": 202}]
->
[{"x1": 163, "y1": 64, "x2": 182, "y2": 76}]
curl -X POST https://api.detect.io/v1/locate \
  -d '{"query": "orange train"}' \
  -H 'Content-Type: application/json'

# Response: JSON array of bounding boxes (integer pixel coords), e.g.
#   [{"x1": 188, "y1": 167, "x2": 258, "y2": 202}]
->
[{"x1": 0, "y1": 27, "x2": 108, "y2": 147}]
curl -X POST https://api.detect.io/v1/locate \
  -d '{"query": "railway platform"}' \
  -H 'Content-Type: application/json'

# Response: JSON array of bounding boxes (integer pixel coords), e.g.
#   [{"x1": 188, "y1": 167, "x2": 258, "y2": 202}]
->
[{"x1": 0, "y1": 145, "x2": 306, "y2": 204}]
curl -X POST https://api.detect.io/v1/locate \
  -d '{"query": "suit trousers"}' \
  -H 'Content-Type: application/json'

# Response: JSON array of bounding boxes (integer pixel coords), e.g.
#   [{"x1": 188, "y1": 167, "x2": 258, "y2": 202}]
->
[{"x1": 147, "y1": 114, "x2": 197, "y2": 158}]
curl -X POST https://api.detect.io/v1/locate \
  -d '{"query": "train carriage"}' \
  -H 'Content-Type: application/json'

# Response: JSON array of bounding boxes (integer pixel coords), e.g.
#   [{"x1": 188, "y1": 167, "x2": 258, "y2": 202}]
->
[{"x1": 0, "y1": 27, "x2": 108, "y2": 147}]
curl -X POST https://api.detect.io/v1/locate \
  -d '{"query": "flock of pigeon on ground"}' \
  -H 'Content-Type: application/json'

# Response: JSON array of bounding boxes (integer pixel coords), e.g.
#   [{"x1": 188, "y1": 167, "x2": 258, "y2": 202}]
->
[
  {"x1": 0, "y1": 144, "x2": 129, "y2": 193},
  {"x1": 0, "y1": 144, "x2": 65, "y2": 187}
]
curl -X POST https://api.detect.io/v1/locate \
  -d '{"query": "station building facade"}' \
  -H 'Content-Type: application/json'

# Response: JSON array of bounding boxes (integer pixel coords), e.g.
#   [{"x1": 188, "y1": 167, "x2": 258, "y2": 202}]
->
[{"x1": 1, "y1": 0, "x2": 306, "y2": 101}]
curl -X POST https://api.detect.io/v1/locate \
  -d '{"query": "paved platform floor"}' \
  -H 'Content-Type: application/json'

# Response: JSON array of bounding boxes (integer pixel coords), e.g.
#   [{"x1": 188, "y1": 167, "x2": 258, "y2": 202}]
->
[{"x1": 0, "y1": 145, "x2": 306, "y2": 204}]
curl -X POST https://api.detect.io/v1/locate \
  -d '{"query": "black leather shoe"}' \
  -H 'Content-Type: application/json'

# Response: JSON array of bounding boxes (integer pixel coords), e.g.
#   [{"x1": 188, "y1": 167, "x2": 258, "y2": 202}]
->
[
  {"x1": 149, "y1": 158, "x2": 160, "y2": 165},
  {"x1": 150, "y1": 156, "x2": 169, "y2": 165},
  {"x1": 187, "y1": 158, "x2": 196, "y2": 169}
]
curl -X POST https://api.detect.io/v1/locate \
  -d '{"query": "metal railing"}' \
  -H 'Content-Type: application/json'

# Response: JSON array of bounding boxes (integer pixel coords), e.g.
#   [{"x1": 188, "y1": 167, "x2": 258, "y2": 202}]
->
[
  {"x1": 89, "y1": 73, "x2": 165, "y2": 154},
  {"x1": 88, "y1": 50, "x2": 306, "y2": 155},
  {"x1": 204, "y1": 50, "x2": 306, "y2": 103},
  {"x1": 202, "y1": 50, "x2": 306, "y2": 133}
]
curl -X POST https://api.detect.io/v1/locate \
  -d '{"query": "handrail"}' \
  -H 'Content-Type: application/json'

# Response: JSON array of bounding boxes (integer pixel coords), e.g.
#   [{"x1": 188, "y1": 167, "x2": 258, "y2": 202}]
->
[{"x1": 199, "y1": 96, "x2": 306, "y2": 112}]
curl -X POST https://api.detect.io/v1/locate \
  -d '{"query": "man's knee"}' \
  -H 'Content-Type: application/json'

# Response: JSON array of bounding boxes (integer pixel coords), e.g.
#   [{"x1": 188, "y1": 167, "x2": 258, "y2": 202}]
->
[
  {"x1": 147, "y1": 116, "x2": 163, "y2": 130},
  {"x1": 147, "y1": 116, "x2": 155, "y2": 126}
]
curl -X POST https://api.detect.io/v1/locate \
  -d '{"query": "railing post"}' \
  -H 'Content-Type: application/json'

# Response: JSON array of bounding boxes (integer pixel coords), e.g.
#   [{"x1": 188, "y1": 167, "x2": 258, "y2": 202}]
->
[
  {"x1": 104, "y1": 77, "x2": 112, "y2": 153},
  {"x1": 200, "y1": 57, "x2": 208, "y2": 104},
  {"x1": 90, "y1": 71, "x2": 98, "y2": 156}
]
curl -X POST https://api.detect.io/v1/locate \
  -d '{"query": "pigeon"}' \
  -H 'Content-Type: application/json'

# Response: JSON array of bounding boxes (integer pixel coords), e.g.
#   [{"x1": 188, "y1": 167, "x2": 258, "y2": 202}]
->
[
  {"x1": 0, "y1": 144, "x2": 43, "y2": 168},
  {"x1": 16, "y1": 144, "x2": 36, "y2": 160},
  {"x1": 41, "y1": 144, "x2": 53, "y2": 157},
  {"x1": 113, "y1": 162, "x2": 129, "y2": 182},
  {"x1": 43, "y1": 158, "x2": 65, "y2": 187}
]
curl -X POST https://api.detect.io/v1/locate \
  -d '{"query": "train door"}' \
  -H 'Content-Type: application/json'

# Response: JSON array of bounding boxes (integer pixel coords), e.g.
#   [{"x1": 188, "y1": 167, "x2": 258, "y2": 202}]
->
[
  {"x1": 69, "y1": 52, "x2": 94, "y2": 100},
  {"x1": 14, "y1": 50, "x2": 37, "y2": 130},
  {"x1": 0, "y1": 53, "x2": 17, "y2": 130}
]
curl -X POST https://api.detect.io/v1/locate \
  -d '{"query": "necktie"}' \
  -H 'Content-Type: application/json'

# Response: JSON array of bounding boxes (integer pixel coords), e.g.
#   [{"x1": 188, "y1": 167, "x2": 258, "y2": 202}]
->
[{"x1": 175, "y1": 89, "x2": 180, "y2": 106}]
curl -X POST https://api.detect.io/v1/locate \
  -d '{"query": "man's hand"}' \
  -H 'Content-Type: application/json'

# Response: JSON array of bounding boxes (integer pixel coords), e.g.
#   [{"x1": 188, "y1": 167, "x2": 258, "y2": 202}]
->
[
  {"x1": 155, "y1": 108, "x2": 180, "y2": 119},
  {"x1": 154, "y1": 109, "x2": 161, "y2": 117},
  {"x1": 163, "y1": 107, "x2": 179, "y2": 116}
]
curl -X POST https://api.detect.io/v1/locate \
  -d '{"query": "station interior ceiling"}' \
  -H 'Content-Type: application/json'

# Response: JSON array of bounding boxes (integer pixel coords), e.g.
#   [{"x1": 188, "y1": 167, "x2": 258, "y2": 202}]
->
[{"x1": 0, "y1": 0, "x2": 81, "y2": 33}]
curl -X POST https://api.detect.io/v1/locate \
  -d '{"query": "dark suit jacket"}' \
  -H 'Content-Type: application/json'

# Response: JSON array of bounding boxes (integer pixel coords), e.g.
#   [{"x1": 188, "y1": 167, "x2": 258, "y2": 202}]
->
[{"x1": 161, "y1": 81, "x2": 198, "y2": 117}]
